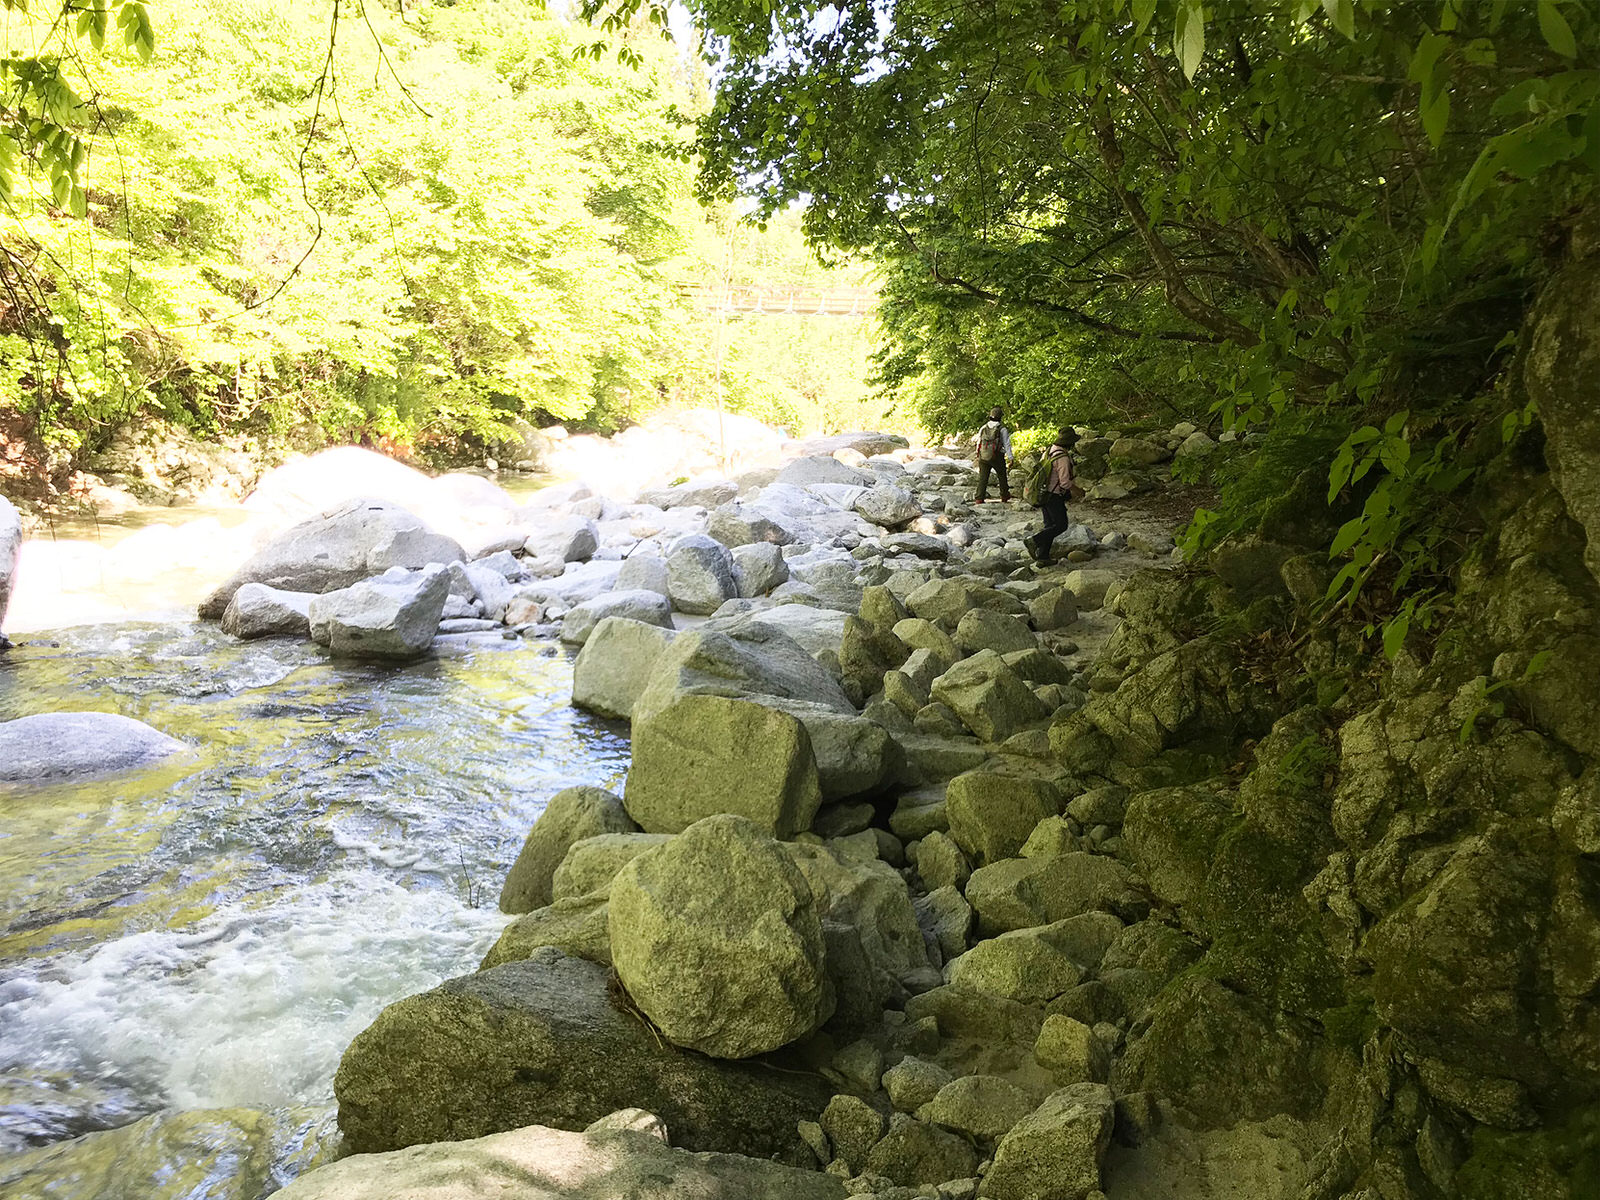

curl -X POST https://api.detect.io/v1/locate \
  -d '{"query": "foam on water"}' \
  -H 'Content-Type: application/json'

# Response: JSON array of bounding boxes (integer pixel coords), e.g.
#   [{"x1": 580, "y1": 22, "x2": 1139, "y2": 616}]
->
[{"x1": 0, "y1": 621, "x2": 630, "y2": 1156}]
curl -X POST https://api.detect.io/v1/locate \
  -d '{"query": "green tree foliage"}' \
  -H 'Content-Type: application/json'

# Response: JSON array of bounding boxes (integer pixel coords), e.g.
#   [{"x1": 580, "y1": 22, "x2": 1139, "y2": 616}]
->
[
  {"x1": 597, "y1": 0, "x2": 1598, "y2": 639},
  {"x1": 0, "y1": 0, "x2": 891, "y2": 464}
]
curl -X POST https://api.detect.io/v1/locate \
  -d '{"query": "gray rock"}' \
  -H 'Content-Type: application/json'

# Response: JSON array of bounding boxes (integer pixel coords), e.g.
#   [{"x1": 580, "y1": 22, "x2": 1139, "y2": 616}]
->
[
  {"x1": 905, "y1": 577, "x2": 1026, "y2": 629},
  {"x1": 609, "y1": 815, "x2": 832, "y2": 1058},
  {"x1": 893, "y1": 619, "x2": 960, "y2": 668},
  {"x1": 524, "y1": 515, "x2": 600, "y2": 563},
  {"x1": 931, "y1": 651, "x2": 1049, "y2": 743},
  {"x1": 1034, "y1": 1014, "x2": 1111, "y2": 1085},
  {"x1": 634, "y1": 624, "x2": 854, "y2": 722},
  {"x1": 965, "y1": 854, "x2": 1149, "y2": 936},
  {"x1": 711, "y1": 502, "x2": 796, "y2": 547},
  {"x1": 1026, "y1": 588, "x2": 1079, "y2": 632},
  {"x1": 733, "y1": 541, "x2": 790, "y2": 596},
  {"x1": 855, "y1": 485, "x2": 921, "y2": 529},
  {"x1": 833, "y1": 1039, "x2": 886, "y2": 1093},
  {"x1": 667, "y1": 533, "x2": 739, "y2": 614},
  {"x1": 0, "y1": 712, "x2": 187, "y2": 786},
  {"x1": 883, "y1": 532, "x2": 949, "y2": 560},
  {"x1": 777, "y1": 456, "x2": 875, "y2": 488},
  {"x1": 625, "y1": 694, "x2": 823, "y2": 837},
  {"x1": 500, "y1": 786, "x2": 636, "y2": 914},
  {"x1": 954, "y1": 610, "x2": 1036, "y2": 656},
  {"x1": 333, "y1": 953, "x2": 836, "y2": 1163},
  {"x1": 551, "y1": 832, "x2": 673, "y2": 901},
  {"x1": 884, "y1": 670, "x2": 931, "y2": 719},
  {"x1": 571, "y1": 617, "x2": 678, "y2": 720},
  {"x1": 1175, "y1": 430, "x2": 1216, "y2": 459},
  {"x1": 308, "y1": 564, "x2": 450, "y2": 659},
  {"x1": 559, "y1": 589, "x2": 674, "y2": 646},
  {"x1": 916, "y1": 1075, "x2": 1036, "y2": 1143},
  {"x1": 916, "y1": 885, "x2": 973, "y2": 963},
  {"x1": 944, "y1": 925, "x2": 1084, "y2": 1005},
  {"x1": 201, "y1": 498, "x2": 464, "y2": 618},
  {"x1": 980, "y1": 1084, "x2": 1114, "y2": 1200},
  {"x1": 883, "y1": 1057, "x2": 955, "y2": 1114},
  {"x1": 481, "y1": 893, "x2": 613, "y2": 968},
  {"x1": 616, "y1": 554, "x2": 670, "y2": 595},
  {"x1": 821, "y1": 1095, "x2": 887, "y2": 1173},
  {"x1": 786, "y1": 841, "x2": 931, "y2": 998},
  {"x1": 1108, "y1": 437, "x2": 1169, "y2": 466},
  {"x1": 914, "y1": 830, "x2": 971, "y2": 892},
  {"x1": 890, "y1": 786, "x2": 950, "y2": 840},
  {"x1": 221, "y1": 582, "x2": 314, "y2": 639},
  {"x1": 0, "y1": 494, "x2": 21, "y2": 642},
  {"x1": 639, "y1": 478, "x2": 738, "y2": 509},
  {"x1": 947, "y1": 769, "x2": 1065, "y2": 865},
  {"x1": 865, "y1": 1118, "x2": 980, "y2": 1188},
  {"x1": 1060, "y1": 569, "x2": 1119, "y2": 611}
]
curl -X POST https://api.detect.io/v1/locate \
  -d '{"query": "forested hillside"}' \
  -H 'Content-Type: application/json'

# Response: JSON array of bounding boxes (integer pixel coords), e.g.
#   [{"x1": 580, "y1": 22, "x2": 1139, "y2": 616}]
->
[{"x1": 0, "y1": 0, "x2": 882, "y2": 474}]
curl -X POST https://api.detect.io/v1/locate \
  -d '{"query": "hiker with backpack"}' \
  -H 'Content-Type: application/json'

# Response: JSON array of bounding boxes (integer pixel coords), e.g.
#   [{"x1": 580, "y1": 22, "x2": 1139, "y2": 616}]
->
[
  {"x1": 1023, "y1": 428, "x2": 1083, "y2": 565},
  {"x1": 973, "y1": 407, "x2": 1014, "y2": 503}
]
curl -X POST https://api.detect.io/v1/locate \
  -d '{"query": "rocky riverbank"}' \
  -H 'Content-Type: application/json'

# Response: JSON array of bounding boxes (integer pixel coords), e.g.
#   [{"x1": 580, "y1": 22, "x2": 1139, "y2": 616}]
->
[{"x1": 8, "y1": 364, "x2": 1597, "y2": 1198}]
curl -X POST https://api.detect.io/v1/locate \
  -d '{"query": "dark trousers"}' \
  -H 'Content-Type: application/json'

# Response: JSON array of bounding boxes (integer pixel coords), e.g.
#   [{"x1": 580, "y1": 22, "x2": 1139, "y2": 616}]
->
[
  {"x1": 1036, "y1": 493, "x2": 1070, "y2": 556},
  {"x1": 976, "y1": 456, "x2": 1009, "y2": 501}
]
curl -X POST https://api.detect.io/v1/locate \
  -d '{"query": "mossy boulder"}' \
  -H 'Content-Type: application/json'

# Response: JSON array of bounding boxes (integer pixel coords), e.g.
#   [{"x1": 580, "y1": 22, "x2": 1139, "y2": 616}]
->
[
  {"x1": 946, "y1": 769, "x2": 1066, "y2": 865},
  {"x1": 964, "y1": 853, "x2": 1149, "y2": 936},
  {"x1": 624, "y1": 695, "x2": 823, "y2": 837},
  {"x1": 500, "y1": 786, "x2": 637, "y2": 915},
  {"x1": 334, "y1": 948, "x2": 832, "y2": 1161},
  {"x1": 979, "y1": 1083, "x2": 1115, "y2": 1200},
  {"x1": 609, "y1": 815, "x2": 832, "y2": 1058},
  {"x1": 481, "y1": 892, "x2": 612, "y2": 969}
]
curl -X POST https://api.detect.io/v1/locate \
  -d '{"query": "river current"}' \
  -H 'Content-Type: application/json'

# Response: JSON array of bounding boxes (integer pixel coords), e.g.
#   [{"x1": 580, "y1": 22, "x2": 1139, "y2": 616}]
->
[{"x1": 0, "y1": 619, "x2": 629, "y2": 1159}]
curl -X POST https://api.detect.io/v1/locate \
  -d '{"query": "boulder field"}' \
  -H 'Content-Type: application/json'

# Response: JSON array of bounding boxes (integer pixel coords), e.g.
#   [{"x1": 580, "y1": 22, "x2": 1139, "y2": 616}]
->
[{"x1": 302, "y1": 388, "x2": 1600, "y2": 1195}]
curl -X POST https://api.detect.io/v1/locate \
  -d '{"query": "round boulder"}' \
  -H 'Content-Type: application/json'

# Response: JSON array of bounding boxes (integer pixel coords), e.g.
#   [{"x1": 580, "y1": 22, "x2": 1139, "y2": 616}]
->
[
  {"x1": 0, "y1": 712, "x2": 188, "y2": 785},
  {"x1": 609, "y1": 815, "x2": 833, "y2": 1059}
]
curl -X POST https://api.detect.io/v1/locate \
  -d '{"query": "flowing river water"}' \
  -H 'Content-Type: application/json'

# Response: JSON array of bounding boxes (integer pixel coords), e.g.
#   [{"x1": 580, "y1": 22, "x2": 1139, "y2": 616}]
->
[{"x1": 0, "y1": 594, "x2": 630, "y2": 1170}]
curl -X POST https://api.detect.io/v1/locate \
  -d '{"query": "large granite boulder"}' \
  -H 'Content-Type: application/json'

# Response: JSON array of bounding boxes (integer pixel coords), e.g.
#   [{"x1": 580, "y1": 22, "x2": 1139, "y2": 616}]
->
[
  {"x1": 666, "y1": 533, "x2": 739, "y2": 614},
  {"x1": 200, "y1": 497, "x2": 463, "y2": 618},
  {"x1": 500, "y1": 786, "x2": 637, "y2": 914},
  {"x1": 608, "y1": 816, "x2": 833, "y2": 1058},
  {"x1": 954, "y1": 609, "x2": 1036, "y2": 656},
  {"x1": 0, "y1": 494, "x2": 19, "y2": 645},
  {"x1": 625, "y1": 694, "x2": 823, "y2": 836},
  {"x1": 947, "y1": 769, "x2": 1066, "y2": 865},
  {"x1": 0, "y1": 712, "x2": 187, "y2": 785},
  {"x1": 272, "y1": 1122, "x2": 847, "y2": 1200},
  {"x1": 979, "y1": 1083, "x2": 1115, "y2": 1200},
  {"x1": 931, "y1": 650, "x2": 1049, "y2": 743},
  {"x1": 308, "y1": 564, "x2": 450, "y2": 659},
  {"x1": 334, "y1": 948, "x2": 832, "y2": 1161},
  {"x1": 220, "y1": 583, "x2": 315, "y2": 639},
  {"x1": 570, "y1": 617, "x2": 677, "y2": 720},
  {"x1": 764, "y1": 698, "x2": 904, "y2": 799},
  {"x1": 633, "y1": 625, "x2": 853, "y2": 723},
  {"x1": 559, "y1": 589, "x2": 674, "y2": 646}
]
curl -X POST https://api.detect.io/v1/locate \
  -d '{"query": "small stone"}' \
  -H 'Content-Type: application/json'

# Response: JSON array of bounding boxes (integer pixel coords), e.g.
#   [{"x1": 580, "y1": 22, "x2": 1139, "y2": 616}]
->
[
  {"x1": 916, "y1": 1074, "x2": 1036, "y2": 1142},
  {"x1": 799, "y1": 1119, "x2": 831, "y2": 1166},
  {"x1": 585, "y1": 1108, "x2": 668, "y2": 1141},
  {"x1": 834, "y1": 1039, "x2": 887, "y2": 1094},
  {"x1": 914, "y1": 831, "x2": 972, "y2": 892},
  {"x1": 866, "y1": 1117, "x2": 980, "y2": 1188},
  {"x1": 822, "y1": 1094, "x2": 888, "y2": 1173},
  {"x1": 1034, "y1": 1014, "x2": 1111, "y2": 1084},
  {"x1": 981, "y1": 1083, "x2": 1114, "y2": 1200},
  {"x1": 883, "y1": 1057, "x2": 955, "y2": 1113}
]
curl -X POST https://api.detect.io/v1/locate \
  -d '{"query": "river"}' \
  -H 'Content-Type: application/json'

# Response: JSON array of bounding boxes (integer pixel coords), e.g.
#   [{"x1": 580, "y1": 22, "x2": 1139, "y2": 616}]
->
[{"x1": 0, "y1": 610, "x2": 630, "y2": 1164}]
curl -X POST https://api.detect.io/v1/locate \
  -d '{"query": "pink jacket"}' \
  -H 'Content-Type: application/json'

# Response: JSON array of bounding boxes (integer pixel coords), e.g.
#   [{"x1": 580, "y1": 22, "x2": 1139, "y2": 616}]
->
[{"x1": 1045, "y1": 447, "x2": 1075, "y2": 495}]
